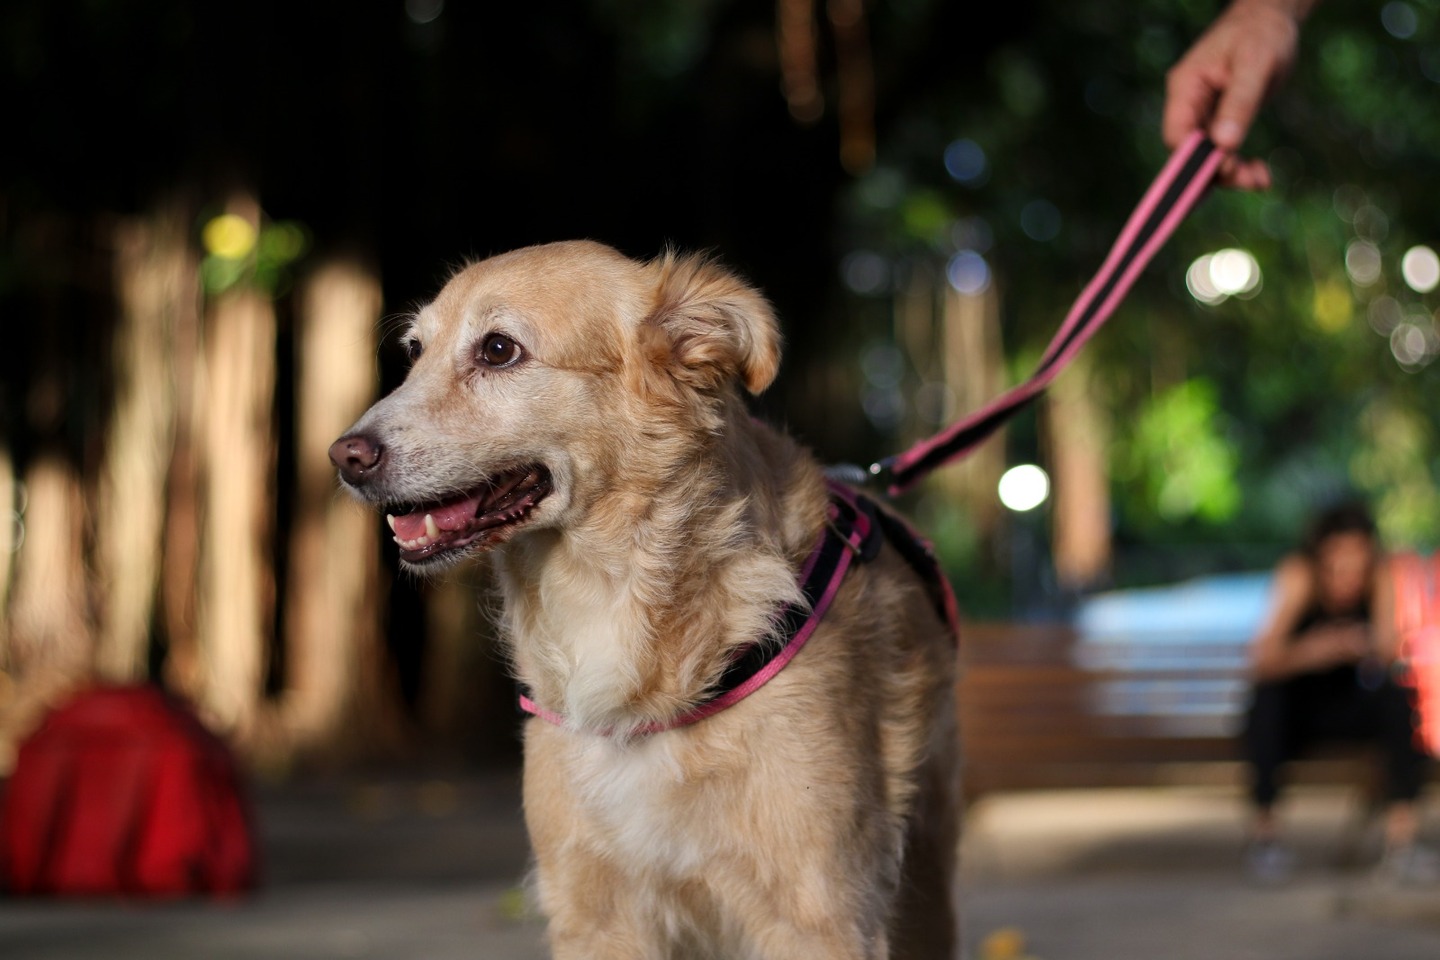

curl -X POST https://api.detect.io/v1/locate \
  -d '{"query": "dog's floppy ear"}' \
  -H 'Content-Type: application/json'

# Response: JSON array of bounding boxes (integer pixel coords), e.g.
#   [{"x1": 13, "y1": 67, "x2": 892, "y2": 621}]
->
[{"x1": 643, "y1": 251, "x2": 781, "y2": 395}]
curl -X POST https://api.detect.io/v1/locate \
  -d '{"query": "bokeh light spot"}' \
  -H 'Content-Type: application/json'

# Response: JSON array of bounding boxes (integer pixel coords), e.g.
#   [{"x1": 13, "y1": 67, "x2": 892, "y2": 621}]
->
[
  {"x1": 1401, "y1": 245, "x2": 1440, "y2": 293},
  {"x1": 860, "y1": 341, "x2": 905, "y2": 389},
  {"x1": 998, "y1": 464, "x2": 1050, "y2": 512},
  {"x1": 1332, "y1": 184, "x2": 1367, "y2": 223},
  {"x1": 946, "y1": 250, "x2": 990, "y2": 295},
  {"x1": 1344, "y1": 240, "x2": 1382, "y2": 286},
  {"x1": 405, "y1": 0, "x2": 444, "y2": 24},
  {"x1": 1186, "y1": 255, "x2": 1224, "y2": 305},
  {"x1": 1353, "y1": 205, "x2": 1390, "y2": 242},
  {"x1": 1381, "y1": 2, "x2": 1418, "y2": 39},
  {"x1": 913, "y1": 382, "x2": 954, "y2": 426},
  {"x1": 943, "y1": 139, "x2": 988, "y2": 186},
  {"x1": 1208, "y1": 248, "x2": 1261, "y2": 297},
  {"x1": 1368, "y1": 296, "x2": 1404, "y2": 335},
  {"x1": 1312, "y1": 281, "x2": 1352, "y2": 333},
  {"x1": 840, "y1": 251, "x2": 890, "y2": 296},
  {"x1": 861, "y1": 387, "x2": 905, "y2": 430},
  {"x1": 1390, "y1": 323, "x2": 1432, "y2": 370},
  {"x1": 202, "y1": 214, "x2": 257, "y2": 260},
  {"x1": 258, "y1": 222, "x2": 309, "y2": 264},
  {"x1": 1421, "y1": 46, "x2": 1440, "y2": 84},
  {"x1": 1020, "y1": 199, "x2": 1061, "y2": 242}
]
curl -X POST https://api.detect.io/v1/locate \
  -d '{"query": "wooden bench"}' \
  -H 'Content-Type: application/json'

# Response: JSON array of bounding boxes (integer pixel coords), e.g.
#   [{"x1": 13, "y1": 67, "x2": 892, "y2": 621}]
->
[{"x1": 957, "y1": 621, "x2": 1392, "y2": 801}]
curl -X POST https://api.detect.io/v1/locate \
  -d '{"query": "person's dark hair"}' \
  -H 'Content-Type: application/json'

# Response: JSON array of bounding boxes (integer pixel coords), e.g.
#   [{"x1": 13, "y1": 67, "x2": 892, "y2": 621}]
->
[{"x1": 1301, "y1": 500, "x2": 1377, "y2": 557}]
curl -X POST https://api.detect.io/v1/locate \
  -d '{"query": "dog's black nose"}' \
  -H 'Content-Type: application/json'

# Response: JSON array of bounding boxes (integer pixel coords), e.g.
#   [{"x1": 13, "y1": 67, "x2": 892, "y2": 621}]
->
[{"x1": 329, "y1": 433, "x2": 385, "y2": 486}]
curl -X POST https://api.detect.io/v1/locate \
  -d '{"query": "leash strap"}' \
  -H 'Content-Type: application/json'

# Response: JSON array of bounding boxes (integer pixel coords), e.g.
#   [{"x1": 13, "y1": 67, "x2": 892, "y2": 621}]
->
[{"x1": 876, "y1": 132, "x2": 1227, "y2": 496}]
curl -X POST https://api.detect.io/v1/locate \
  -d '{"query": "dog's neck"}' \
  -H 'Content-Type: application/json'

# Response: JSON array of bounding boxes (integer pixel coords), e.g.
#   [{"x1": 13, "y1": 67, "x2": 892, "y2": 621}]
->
[{"x1": 495, "y1": 413, "x2": 826, "y2": 737}]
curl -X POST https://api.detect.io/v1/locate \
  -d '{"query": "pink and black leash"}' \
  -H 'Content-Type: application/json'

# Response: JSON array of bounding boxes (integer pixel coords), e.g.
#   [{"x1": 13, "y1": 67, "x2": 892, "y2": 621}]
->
[
  {"x1": 869, "y1": 131, "x2": 1227, "y2": 496},
  {"x1": 520, "y1": 133, "x2": 1226, "y2": 735}
]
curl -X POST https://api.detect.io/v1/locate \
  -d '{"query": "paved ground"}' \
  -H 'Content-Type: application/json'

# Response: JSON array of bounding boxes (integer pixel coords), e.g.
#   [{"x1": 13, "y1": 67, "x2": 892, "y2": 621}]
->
[
  {"x1": 3, "y1": 770, "x2": 1439, "y2": 959},
  {"x1": 962, "y1": 786, "x2": 1440, "y2": 960}
]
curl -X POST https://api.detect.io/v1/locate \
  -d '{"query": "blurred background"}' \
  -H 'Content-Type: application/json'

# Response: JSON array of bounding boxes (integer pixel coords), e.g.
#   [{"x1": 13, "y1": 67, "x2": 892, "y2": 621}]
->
[{"x1": 1, "y1": 0, "x2": 1438, "y2": 783}]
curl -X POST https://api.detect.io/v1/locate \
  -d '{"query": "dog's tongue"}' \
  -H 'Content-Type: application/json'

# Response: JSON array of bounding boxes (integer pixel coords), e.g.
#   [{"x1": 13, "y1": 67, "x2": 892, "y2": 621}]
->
[{"x1": 391, "y1": 493, "x2": 484, "y2": 542}]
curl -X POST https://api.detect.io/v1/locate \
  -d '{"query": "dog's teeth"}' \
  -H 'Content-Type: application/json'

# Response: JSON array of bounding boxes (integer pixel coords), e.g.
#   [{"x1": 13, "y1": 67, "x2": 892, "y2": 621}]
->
[
  {"x1": 386, "y1": 514, "x2": 396, "y2": 532},
  {"x1": 424, "y1": 513, "x2": 440, "y2": 538}
]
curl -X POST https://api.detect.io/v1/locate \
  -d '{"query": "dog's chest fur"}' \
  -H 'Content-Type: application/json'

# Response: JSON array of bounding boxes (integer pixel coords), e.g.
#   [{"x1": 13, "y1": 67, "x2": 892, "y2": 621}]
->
[{"x1": 565, "y1": 735, "x2": 722, "y2": 877}]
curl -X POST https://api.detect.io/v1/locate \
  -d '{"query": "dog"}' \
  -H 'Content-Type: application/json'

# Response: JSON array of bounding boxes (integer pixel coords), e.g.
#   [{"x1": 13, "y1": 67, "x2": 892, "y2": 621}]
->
[{"x1": 330, "y1": 240, "x2": 961, "y2": 959}]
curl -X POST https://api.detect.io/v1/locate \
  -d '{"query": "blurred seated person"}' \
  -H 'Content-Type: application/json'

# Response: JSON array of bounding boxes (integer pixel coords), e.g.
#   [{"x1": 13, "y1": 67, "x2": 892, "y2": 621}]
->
[{"x1": 1244, "y1": 501, "x2": 1435, "y2": 883}]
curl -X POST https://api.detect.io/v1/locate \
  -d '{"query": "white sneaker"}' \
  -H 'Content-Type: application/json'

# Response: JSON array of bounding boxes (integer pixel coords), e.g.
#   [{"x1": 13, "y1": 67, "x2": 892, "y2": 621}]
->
[
  {"x1": 1245, "y1": 839, "x2": 1295, "y2": 884},
  {"x1": 1377, "y1": 843, "x2": 1440, "y2": 886}
]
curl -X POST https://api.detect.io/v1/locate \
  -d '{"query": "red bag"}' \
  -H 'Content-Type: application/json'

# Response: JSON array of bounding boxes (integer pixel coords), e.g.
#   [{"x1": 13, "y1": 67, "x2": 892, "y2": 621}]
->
[
  {"x1": 0, "y1": 684, "x2": 256, "y2": 897},
  {"x1": 1393, "y1": 552, "x2": 1440, "y2": 757}
]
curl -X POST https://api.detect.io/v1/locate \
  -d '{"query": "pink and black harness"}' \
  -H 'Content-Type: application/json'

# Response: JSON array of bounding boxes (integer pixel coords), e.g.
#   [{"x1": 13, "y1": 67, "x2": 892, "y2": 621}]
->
[
  {"x1": 519, "y1": 479, "x2": 957, "y2": 734},
  {"x1": 521, "y1": 132, "x2": 1227, "y2": 733}
]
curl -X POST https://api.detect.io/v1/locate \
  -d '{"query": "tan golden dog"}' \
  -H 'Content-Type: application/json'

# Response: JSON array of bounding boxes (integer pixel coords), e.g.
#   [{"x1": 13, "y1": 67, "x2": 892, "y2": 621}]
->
[{"x1": 330, "y1": 241, "x2": 960, "y2": 959}]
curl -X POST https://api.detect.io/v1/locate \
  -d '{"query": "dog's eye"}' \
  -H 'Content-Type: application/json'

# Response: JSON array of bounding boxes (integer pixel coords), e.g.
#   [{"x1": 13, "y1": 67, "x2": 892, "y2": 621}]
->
[
  {"x1": 478, "y1": 332, "x2": 522, "y2": 368},
  {"x1": 405, "y1": 339, "x2": 423, "y2": 363}
]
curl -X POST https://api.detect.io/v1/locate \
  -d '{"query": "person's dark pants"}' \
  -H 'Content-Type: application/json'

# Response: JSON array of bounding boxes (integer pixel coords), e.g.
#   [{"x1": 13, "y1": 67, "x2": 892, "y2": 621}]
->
[{"x1": 1244, "y1": 664, "x2": 1430, "y2": 810}]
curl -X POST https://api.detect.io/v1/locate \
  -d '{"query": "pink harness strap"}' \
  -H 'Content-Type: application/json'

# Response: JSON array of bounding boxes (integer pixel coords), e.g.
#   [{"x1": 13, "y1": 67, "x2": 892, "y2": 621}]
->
[{"x1": 517, "y1": 480, "x2": 954, "y2": 735}]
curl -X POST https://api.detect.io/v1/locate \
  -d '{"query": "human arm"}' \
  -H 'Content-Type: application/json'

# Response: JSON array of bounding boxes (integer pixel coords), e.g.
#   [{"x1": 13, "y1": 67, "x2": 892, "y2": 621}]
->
[
  {"x1": 1163, "y1": 0, "x2": 1319, "y2": 189},
  {"x1": 1369, "y1": 557, "x2": 1400, "y2": 664},
  {"x1": 1249, "y1": 554, "x2": 1370, "y2": 681}
]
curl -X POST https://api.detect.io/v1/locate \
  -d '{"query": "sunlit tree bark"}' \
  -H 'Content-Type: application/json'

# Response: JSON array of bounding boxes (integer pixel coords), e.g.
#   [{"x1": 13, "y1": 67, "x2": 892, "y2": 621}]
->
[
  {"x1": 1, "y1": 455, "x2": 94, "y2": 769},
  {"x1": 940, "y1": 282, "x2": 1006, "y2": 538},
  {"x1": 159, "y1": 247, "x2": 204, "y2": 701},
  {"x1": 195, "y1": 229, "x2": 277, "y2": 733},
  {"x1": 0, "y1": 446, "x2": 14, "y2": 667},
  {"x1": 277, "y1": 260, "x2": 403, "y2": 759},
  {"x1": 1045, "y1": 356, "x2": 1113, "y2": 590},
  {"x1": 95, "y1": 204, "x2": 194, "y2": 681}
]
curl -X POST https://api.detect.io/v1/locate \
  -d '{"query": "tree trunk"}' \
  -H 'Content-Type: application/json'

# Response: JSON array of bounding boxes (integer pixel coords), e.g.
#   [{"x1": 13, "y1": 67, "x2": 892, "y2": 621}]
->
[
  {"x1": 277, "y1": 260, "x2": 403, "y2": 761},
  {"x1": 939, "y1": 282, "x2": 1006, "y2": 538},
  {"x1": 1045, "y1": 356, "x2": 1112, "y2": 590},
  {"x1": 196, "y1": 272, "x2": 277, "y2": 734},
  {"x1": 1, "y1": 455, "x2": 95, "y2": 768},
  {"x1": 0, "y1": 446, "x2": 14, "y2": 662},
  {"x1": 95, "y1": 204, "x2": 194, "y2": 681}
]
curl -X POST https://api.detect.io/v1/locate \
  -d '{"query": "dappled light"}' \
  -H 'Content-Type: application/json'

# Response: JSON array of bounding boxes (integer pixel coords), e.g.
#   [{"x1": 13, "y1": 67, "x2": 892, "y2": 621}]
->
[
  {"x1": 1344, "y1": 239, "x2": 1383, "y2": 286},
  {"x1": 1402, "y1": 244, "x2": 1440, "y2": 293},
  {"x1": 945, "y1": 249, "x2": 991, "y2": 295},
  {"x1": 998, "y1": 464, "x2": 1049, "y2": 513},
  {"x1": 1185, "y1": 248, "x2": 1262, "y2": 306}
]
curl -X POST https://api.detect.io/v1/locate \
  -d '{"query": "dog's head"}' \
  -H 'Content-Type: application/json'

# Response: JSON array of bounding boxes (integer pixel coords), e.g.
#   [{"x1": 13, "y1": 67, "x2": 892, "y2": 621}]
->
[{"x1": 330, "y1": 240, "x2": 781, "y2": 571}]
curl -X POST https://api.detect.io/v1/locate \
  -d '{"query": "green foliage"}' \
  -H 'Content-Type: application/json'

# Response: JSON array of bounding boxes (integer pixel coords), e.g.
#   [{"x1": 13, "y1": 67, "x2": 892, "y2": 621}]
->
[
  {"x1": 1352, "y1": 395, "x2": 1440, "y2": 544},
  {"x1": 1115, "y1": 378, "x2": 1241, "y2": 527},
  {"x1": 198, "y1": 214, "x2": 310, "y2": 299}
]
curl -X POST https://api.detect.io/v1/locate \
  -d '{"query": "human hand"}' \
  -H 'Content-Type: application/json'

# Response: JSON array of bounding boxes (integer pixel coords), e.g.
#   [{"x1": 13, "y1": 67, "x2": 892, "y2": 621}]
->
[
  {"x1": 1294, "y1": 623, "x2": 1370, "y2": 671},
  {"x1": 1163, "y1": 0, "x2": 1314, "y2": 189}
]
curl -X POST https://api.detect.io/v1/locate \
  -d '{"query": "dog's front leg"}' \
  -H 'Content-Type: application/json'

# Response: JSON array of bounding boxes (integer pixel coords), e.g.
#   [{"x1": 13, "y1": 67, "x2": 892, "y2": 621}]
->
[
  {"x1": 532, "y1": 854, "x2": 675, "y2": 960},
  {"x1": 525, "y1": 755, "x2": 676, "y2": 959},
  {"x1": 749, "y1": 927, "x2": 891, "y2": 960},
  {"x1": 731, "y1": 899, "x2": 893, "y2": 960}
]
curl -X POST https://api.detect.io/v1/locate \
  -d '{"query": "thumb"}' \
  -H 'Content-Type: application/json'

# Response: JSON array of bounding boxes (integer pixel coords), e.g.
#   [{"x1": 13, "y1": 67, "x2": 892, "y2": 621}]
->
[{"x1": 1209, "y1": 55, "x2": 1271, "y2": 150}]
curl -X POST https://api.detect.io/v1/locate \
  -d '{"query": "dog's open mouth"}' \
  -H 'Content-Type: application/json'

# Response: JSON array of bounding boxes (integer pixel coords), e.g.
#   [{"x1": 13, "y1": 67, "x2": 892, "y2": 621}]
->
[{"x1": 385, "y1": 464, "x2": 552, "y2": 564}]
